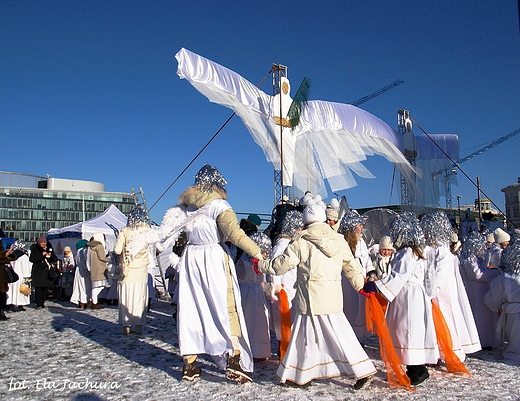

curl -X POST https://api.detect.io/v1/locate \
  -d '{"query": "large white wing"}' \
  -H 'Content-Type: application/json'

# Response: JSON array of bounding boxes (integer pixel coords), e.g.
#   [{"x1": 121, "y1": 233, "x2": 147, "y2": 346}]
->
[{"x1": 175, "y1": 47, "x2": 418, "y2": 197}]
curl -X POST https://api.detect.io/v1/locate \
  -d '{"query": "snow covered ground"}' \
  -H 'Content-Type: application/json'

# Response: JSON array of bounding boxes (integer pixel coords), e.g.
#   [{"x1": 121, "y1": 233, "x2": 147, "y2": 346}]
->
[{"x1": 2, "y1": 299, "x2": 520, "y2": 401}]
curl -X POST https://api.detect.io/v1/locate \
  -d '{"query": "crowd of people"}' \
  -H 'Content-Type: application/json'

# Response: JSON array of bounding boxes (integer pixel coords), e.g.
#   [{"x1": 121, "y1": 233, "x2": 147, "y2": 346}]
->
[{"x1": 1, "y1": 163, "x2": 520, "y2": 392}]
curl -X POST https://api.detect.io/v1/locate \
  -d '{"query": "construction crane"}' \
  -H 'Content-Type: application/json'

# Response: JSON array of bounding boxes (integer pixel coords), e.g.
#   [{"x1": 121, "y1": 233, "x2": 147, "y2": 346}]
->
[
  {"x1": 435, "y1": 127, "x2": 520, "y2": 208},
  {"x1": 349, "y1": 79, "x2": 404, "y2": 107}
]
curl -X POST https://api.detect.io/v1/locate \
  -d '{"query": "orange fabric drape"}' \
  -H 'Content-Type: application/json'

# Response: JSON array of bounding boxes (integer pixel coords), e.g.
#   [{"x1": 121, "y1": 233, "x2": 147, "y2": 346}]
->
[
  {"x1": 279, "y1": 286, "x2": 292, "y2": 361},
  {"x1": 365, "y1": 294, "x2": 414, "y2": 390},
  {"x1": 431, "y1": 301, "x2": 470, "y2": 376}
]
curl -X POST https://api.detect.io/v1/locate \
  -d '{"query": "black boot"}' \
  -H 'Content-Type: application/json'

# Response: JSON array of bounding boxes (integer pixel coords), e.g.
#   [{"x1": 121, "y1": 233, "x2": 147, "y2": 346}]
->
[
  {"x1": 0, "y1": 309, "x2": 9, "y2": 320},
  {"x1": 182, "y1": 360, "x2": 201, "y2": 381}
]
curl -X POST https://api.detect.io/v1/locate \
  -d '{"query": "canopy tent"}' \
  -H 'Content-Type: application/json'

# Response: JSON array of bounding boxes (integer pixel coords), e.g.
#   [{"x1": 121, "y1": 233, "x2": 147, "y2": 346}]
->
[{"x1": 47, "y1": 205, "x2": 128, "y2": 256}]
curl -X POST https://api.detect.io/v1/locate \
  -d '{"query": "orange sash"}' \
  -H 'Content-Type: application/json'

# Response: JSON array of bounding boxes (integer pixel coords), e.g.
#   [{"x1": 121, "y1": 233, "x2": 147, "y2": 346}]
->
[
  {"x1": 365, "y1": 294, "x2": 414, "y2": 390},
  {"x1": 431, "y1": 301, "x2": 470, "y2": 376},
  {"x1": 279, "y1": 286, "x2": 292, "y2": 361}
]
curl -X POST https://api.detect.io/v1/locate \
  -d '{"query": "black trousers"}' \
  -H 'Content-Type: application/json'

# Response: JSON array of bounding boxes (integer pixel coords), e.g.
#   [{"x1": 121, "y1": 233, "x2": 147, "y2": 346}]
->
[
  {"x1": 34, "y1": 287, "x2": 48, "y2": 307},
  {"x1": 0, "y1": 292, "x2": 6, "y2": 309}
]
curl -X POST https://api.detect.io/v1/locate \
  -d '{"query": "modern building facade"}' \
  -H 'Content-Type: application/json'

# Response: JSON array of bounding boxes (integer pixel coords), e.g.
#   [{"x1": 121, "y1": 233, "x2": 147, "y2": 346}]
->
[
  {"x1": 502, "y1": 177, "x2": 520, "y2": 231},
  {"x1": 0, "y1": 171, "x2": 136, "y2": 242}
]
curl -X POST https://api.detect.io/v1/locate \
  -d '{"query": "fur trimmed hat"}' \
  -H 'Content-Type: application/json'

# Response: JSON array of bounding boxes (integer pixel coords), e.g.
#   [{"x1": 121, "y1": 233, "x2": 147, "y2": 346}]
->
[{"x1": 379, "y1": 235, "x2": 394, "y2": 250}]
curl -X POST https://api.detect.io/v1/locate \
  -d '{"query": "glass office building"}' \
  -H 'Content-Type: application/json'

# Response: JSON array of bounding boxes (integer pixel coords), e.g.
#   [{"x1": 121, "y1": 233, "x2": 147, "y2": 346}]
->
[{"x1": 0, "y1": 171, "x2": 136, "y2": 242}]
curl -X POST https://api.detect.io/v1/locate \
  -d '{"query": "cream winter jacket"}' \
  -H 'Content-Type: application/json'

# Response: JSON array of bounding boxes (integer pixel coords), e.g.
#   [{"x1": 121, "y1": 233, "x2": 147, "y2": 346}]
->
[
  {"x1": 114, "y1": 226, "x2": 151, "y2": 284},
  {"x1": 258, "y1": 221, "x2": 364, "y2": 315}
]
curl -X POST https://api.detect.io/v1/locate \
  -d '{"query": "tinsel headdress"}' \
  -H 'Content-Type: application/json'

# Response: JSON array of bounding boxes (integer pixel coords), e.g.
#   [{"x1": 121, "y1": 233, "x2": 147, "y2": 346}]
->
[
  {"x1": 461, "y1": 232, "x2": 487, "y2": 260},
  {"x1": 389, "y1": 211, "x2": 425, "y2": 250},
  {"x1": 194, "y1": 164, "x2": 227, "y2": 193},
  {"x1": 280, "y1": 210, "x2": 304, "y2": 237},
  {"x1": 499, "y1": 241, "x2": 520, "y2": 275},
  {"x1": 420, "y1": 210, "x2": 453, "y2": 245},
  {"x1": 250, "y1": 232, "x2": 272, "y2": 256},
  {"x1": 337, "y1": 209, "x2": 366, "y2": 234},
  {"x1": 127, "y1": 205, "x2": 149, "y2": 229}
]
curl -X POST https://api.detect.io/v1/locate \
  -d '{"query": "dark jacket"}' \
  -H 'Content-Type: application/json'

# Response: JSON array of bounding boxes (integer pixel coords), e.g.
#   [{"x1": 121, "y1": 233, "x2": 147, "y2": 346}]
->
[
  {"x1": 0, "y1": 250, "x2": 18, "y2": 292},
  {"x1": 30, "y1": 242, "x2": 58, "y2": 287}
]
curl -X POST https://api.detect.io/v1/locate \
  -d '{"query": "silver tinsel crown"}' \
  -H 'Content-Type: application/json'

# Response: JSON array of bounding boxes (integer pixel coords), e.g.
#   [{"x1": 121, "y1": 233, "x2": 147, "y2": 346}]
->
[
  {"x1": 337, "y1": 209, "x2": 366, "y2": 234},
  {"x1": 461, "y1": 232, "x2": 487, "y2": 259},
  {"x1": 389, "y1": 211, "x2": 425, "y2": 249},
  {"x1": 194, "y1": 164, "x2": 227, "y2": 193},
  {"x1": 280, "y1": 210, "x2": 304, "y2": 237},
  {"x1": 250, "y1": 232, "x2": 272, "y2": 256},
  {"x1": 499, "y1": 240, "x2": 520, "y2": 275},
  {"x1": 127, "y1": 205, "x2": 149, "y2": 229},
  {"x1": 420, "y1": 210, "x2": 453, "y2": 245}
]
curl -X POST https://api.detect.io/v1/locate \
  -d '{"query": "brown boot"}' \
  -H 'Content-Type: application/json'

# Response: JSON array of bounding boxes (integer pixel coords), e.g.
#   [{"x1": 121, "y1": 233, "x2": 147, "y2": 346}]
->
[
  {"x1": 86, "y1": 301, "x2": 93, "y2": 309},
  {"x1": 92, "y1": 303, "x2": 104, "y2": 309},
  {"x1": 226, "y1": 353, "x2": 252, "y2": 384}
]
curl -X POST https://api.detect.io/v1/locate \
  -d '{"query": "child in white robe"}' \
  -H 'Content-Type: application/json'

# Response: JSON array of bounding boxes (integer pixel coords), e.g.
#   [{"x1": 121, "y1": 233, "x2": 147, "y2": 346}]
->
[{"x1": 484, "y1": 240, "x2": 520, "y2": 361}]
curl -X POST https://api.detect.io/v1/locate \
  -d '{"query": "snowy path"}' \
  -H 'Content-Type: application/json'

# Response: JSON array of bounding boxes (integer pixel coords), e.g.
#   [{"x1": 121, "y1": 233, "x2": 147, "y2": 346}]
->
[{"x1": 2, "y1": 299, "x2": 520, "y2": 400}]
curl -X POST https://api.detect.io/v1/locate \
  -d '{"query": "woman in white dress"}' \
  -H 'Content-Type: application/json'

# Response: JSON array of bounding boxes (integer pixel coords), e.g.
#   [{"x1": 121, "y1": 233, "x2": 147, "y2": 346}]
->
[
  {"x1": 338, "y1": 210, "x2": 372, "y2": 339},
  {"x1": 7, "y1": 251, "x2": 32, "y2": 312},
  {"x1": 484, "y1": 240, "x2": 520, "y2": 361},
  {"x1": 236, "y1": 232, "x2": 271, "y2": 360},
  {"x1": 421, "y1": 211, "x2": 481, "y2": 361},
  {"x1": 155, "y1": 165, "x2": 263, "y2": 383},
  {"x1": 373, "y1": 212, "x2": 440, "y2": 386},
  {"x1": 267, "y1": 210, "x2": 303, "y2": 355},
  {"x1": 114, "y1": 205, "x2": 151, "y2": 335},
  {"x1": 70, "y1": 240, "x2": 90, "y2": 308},
  {"x1": 459, "y1": 232, "x2": 501, "y2": 349},
  {"x1": 258, "y1": 204, "x2": 376, "y2": 389}
]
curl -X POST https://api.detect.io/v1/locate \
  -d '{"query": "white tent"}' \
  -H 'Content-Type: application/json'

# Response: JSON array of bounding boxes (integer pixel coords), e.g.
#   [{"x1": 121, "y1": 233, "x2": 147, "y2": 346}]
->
[{"x1": 47, "y1": 204, "x2": 128, "y2": 256}]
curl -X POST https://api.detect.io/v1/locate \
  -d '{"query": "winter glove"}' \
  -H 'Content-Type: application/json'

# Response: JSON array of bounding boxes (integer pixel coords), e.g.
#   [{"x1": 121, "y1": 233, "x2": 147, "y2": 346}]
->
[
  {"x1": 359, "y1": 281, "x2": 378, "y2": 298},
  {"x1": 251, "y1": 259, "x2": 261, "y2": 275}
]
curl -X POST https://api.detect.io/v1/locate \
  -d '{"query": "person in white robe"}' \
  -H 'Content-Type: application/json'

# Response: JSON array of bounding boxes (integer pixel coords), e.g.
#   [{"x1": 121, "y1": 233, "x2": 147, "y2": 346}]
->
[
  {"x1": 338, "y1": 210, "x2": 372, "y2": 339},
  {"x1": 373, "y1": 212, "x2": 440, "y2": 386},
  {"x1": 258, "y1": 204, "x2": 377, "y2": 389},
  {"x1": 151, "y1": 165, "x2": 263, "y2": 384},
  {"x1": 459, "y1": 232, "x2": 501, "y2": 349},
  {"x1": 114, "y1": 205, "x2": 151, "y2": 335},
  {"x1": 6, "y1": 252, "x2": 32, "y2": 311},
  {"x1": 484, "y1": 240, "x2": 520, "y2": 361},
  {"x1": 70, "y1": 240, "x2": 91, "y2": 308},
  {"x1": 487, "y1": 228, "x2": 510, "y2": 269},
  {"x1": 266, "y1": 210, "x2": 303, "y2": 354},
  {"x1": 421, "y1": 211, "x2": 481, "y2": 361},
  {"x1": 369, "y1": 235, "x2": 395, "y2": 280},
  {"x1": 236, "y1": 232, "x2": 271, "y2": 360}
]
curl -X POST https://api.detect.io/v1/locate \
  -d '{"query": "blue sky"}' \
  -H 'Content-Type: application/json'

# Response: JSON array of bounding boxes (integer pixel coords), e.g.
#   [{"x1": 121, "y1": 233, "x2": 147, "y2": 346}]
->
[{"x1": 2, "y1": 1, "x2": 519, "y2": 224}]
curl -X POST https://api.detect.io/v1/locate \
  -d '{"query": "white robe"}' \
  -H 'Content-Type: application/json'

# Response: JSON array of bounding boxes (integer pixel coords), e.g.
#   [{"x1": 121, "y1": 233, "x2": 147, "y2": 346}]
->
[
  {"x1": 70, "y1": 248, "x2": 91, "y2": 305},
  {"x1": 430, "y1": 244, "x2": 481, "y2": 359},
  {"x1": 484, "y1": 273, "x2": 520, "y2": 361},
  {"x1": 268, "y1": 237, "x2": 297, "y2": 341},
  {"x1": 236, "y1": 254, "x2": 271, "y2": 360},
  {"x1": 459, "y1": 254, "x2": 501, "y2": 348},
  {"x1": 177, "y1": 199, "x2": 253, "y2": 372},
  {"x1": 6, "y1": 254, "x2": 32, "y2": 306},
  {"x1": 342, "y1": 238, "x2": 371, "y2": 338},
  {"x1": 376, "y1": 247, "x2": 440, "y2": 365}
]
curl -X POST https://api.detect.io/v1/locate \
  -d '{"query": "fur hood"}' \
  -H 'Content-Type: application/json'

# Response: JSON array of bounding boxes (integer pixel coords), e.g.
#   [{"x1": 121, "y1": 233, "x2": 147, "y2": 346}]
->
[
  {"x1": 297, "y1": 222, "x2": 344, "y2": 258},
  {"x1": 178, "y1": 185, "x2": 227, "y2": 209}
]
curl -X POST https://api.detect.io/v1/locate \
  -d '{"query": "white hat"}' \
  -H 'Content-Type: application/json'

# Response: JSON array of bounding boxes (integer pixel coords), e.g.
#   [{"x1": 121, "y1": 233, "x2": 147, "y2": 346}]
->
[
  {"x1": 487, "y1": 233, "x2": 495, "y2": 243},
  {"x1": 494, "y1": 228, "x2": 510, "y2": 244},
  {"x1": 303, "y1": 204, "x2": 326, "y2": 225},
  {"x1": 379, "y1": 235, "x2": 394, "y2": 250}
]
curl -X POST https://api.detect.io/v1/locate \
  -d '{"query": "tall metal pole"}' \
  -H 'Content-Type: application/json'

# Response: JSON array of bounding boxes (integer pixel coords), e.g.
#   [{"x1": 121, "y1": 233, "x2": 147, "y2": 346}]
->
[{"x1": 477, "y1": 177, "x2": 482, "y2": 224}]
